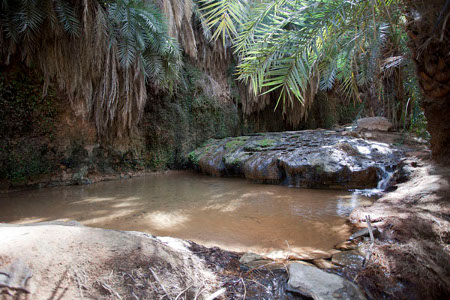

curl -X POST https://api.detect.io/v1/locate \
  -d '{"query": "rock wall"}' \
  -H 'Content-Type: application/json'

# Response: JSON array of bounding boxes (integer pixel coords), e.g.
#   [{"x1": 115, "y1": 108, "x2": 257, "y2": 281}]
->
[{"x1": 0, "y1": 63, "x2": 242, "y2": 189}]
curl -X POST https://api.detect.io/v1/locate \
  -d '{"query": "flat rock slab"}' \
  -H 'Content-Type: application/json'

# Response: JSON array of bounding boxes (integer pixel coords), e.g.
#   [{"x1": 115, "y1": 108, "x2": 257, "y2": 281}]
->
[
  {"x1": 189, "y1": 130, "x2": 402, "y2": 189},
  {"x1": 0, "y1": 259, "x2": 32, "y2": 295},
  {"x1": 287, "y1": 262, "x2": 366, "y2": 300}
]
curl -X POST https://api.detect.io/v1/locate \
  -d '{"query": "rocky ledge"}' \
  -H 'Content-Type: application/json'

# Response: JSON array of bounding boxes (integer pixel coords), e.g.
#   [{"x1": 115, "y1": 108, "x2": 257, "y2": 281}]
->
[{"x1": 189, "y1": 129, "x2": 403, "y2": 189}]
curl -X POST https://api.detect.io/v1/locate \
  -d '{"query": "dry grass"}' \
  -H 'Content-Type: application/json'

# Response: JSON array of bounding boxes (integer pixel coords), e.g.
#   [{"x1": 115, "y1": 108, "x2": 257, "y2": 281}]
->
[{"x1": 0, "y1": 1, "x2": 178, "y2": 141}]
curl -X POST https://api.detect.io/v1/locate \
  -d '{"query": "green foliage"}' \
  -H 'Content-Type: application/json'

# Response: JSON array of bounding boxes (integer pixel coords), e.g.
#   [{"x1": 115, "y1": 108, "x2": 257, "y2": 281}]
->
[
  {"x1": 12, "y1": 153, "x2": 48, "y2": 182},
  {"x1": 198, "y1": 0, "x2": 248, "y2": 45},
  {"x1": 107, "y1": 0, "x2": 182, "y2": 88},
  {"x1": 188, "y1": 145, "x2": 211, "y2": 166},
  {"x1": 198, "y1": 0, "x2": 425, "y2": 131},
  {"x1": 255, "y1": 138, "x2": 275, "y2": 147},
  {"x1": 0, "y1": 67, "x2": 57, "y2": 182},
  {"x1": 0, "y1": 140, "x2": 53, "y2": 182},
  {"x1": 409, "y1": 109, "x2": 430, "y2": 140},
  {"x1": 188, "y1": 150, "x2": 201, "y2": 165}
]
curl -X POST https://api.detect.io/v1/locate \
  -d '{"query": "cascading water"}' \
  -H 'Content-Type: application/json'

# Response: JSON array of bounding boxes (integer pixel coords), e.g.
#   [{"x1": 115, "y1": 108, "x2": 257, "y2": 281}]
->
[
  {"x1": 353, "y1": 165, "x2": 395, "y2": 197},
  {"x1": 377, "y1": 165, "x2": 394, "y2": 190}
]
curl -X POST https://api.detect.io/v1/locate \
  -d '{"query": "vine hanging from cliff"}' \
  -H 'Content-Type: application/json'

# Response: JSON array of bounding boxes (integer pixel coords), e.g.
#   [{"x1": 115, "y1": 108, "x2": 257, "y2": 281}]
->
[{"x1": 0, "y1": 0, "x2": 181, "y2": 139}]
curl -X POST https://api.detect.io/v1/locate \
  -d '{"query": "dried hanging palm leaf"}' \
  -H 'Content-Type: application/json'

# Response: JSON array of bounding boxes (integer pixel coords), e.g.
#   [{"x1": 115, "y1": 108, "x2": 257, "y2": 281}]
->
[{"x1": 0, "y1": 0, "x2": 181, "y2": 140}]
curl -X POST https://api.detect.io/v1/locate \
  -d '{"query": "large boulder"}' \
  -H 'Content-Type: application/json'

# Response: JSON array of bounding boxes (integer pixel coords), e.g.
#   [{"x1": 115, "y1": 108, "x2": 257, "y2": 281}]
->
[
  {"x1": 287, "y1": 262, "x2": 366, "y2": 300},
  {"x1": 356, "y1": 117, "x2": 393, "y2": 131},
  {"x1": 189, "y1": 130, "x2": 402, "y2": 189}
]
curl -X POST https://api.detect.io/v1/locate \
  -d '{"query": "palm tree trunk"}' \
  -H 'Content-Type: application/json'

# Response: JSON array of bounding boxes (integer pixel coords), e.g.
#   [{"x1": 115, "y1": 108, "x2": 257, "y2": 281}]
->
[{"x1": 404, "y1": 0, "x2": 450, "y2": 164}]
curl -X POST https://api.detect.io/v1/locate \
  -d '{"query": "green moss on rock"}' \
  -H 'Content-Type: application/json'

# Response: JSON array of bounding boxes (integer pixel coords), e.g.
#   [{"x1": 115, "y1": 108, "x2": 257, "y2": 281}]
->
[
  {"x1": 225, "y1": 140, "x2": 246, "y2": 150},
  {"x1": 255, "y1": 139, "x2": 276, "y2": 148}
]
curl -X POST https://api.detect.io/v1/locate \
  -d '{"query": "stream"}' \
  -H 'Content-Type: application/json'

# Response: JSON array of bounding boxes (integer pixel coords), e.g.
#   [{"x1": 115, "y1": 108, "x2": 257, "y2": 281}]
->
[{"x1": 0, "y1": 171, "x2": 373, "y2": 256}]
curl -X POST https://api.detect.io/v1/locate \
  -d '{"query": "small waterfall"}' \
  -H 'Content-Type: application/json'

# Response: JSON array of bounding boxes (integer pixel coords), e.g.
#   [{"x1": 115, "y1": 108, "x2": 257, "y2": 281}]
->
[
  {"x1": 377, "y1": 165, "x2": 394, "y2": 190},
  {"x1": 353, "y1": 165, "x2": 395, "y2": 197}
]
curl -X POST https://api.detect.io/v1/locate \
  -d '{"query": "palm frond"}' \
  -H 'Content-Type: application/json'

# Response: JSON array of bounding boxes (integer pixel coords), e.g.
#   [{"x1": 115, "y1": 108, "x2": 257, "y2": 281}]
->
[{"x1": 198, "y1": 0, "x2": 409, "y2": 126}]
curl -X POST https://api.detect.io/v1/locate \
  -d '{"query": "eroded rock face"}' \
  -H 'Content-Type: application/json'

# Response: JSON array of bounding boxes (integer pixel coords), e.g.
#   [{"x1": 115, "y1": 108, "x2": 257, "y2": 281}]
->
[{"x1": 189, "y1": 130, "x2": 403, "y2": 189}]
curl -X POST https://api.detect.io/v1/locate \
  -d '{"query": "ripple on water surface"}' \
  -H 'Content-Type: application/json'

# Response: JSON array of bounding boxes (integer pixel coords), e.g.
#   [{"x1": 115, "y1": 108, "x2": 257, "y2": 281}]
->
[{"x1": 0, "y1": 171, "x2": 373, "y2": 256}]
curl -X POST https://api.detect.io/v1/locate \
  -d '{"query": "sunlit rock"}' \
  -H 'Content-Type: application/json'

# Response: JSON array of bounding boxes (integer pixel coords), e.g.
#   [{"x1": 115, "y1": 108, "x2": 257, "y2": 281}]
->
[
  {"x1": 189, "y1": 130, "x2": 403, "y2": 189},
  {"x1": 356, "y1": 117, "x2": 393, "y2": 131}
]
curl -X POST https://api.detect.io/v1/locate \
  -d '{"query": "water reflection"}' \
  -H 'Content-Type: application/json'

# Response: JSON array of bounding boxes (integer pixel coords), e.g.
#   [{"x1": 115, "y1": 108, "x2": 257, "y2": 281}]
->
[{"x1": 0, "y1": 171, "x2": 372, "y2": 255}]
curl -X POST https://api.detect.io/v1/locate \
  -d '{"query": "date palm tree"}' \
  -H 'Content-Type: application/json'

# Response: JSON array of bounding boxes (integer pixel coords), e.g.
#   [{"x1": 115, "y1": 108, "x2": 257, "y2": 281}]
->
[
  {"x1": 404, "y1": 0, "x2": 450, "y2": 163},
  {"x1": 198, "y1": 0, "x2": 449, "y2": 162}
]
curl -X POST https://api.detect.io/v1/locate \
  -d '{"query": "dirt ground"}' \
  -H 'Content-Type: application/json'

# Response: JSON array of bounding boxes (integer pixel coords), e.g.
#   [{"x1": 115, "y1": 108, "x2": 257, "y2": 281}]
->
[
  {"x1": 0, "y1": 222, "x2": 295, "y2": 300},
  {"x1": 0, "y1": 223, "x2": 222, "y2": 299},
  {"x1": 349, "y1": 153, "x2": 450, "y2": 299}
]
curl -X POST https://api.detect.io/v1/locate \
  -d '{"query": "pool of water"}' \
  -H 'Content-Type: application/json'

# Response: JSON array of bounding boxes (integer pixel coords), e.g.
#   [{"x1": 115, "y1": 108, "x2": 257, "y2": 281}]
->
[{"x1": 0, "y1": 171, "x2": 372, "y2": 255}]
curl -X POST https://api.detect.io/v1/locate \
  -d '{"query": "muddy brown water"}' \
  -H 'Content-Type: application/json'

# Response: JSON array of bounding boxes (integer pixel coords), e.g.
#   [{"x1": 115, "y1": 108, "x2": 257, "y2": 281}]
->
[{"x1": 0, "y1": 171, "x2": 372, "y2": 256}]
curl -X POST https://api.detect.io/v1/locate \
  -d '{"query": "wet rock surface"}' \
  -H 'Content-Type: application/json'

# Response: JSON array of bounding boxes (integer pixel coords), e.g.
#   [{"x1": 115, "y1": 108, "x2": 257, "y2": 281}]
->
[
  {"x1": 287, "y1": 262, "x2": 366, "y2": 300},
  {"x1": 189, "y1": 130, "x2": 403, "y2": 189}
]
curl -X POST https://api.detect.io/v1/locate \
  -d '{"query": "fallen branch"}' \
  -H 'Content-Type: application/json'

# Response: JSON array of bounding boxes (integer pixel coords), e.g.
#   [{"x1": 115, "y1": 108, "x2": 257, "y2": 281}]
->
[
  {"x1": 131, "y1": 291, "x2": 140, "y2": 300},
  {"x1": 248, "y1": 279, "x2": 268, "y2": 290},
  {"x1": 73, "y1": 268, "x2": 87, "y2": 299},
  {"x1": 244, "y1": 261, "x2": 279, "y2": 276},
  {"x1": 362, "y1": 215, "x2": 375, "y2": 268}
]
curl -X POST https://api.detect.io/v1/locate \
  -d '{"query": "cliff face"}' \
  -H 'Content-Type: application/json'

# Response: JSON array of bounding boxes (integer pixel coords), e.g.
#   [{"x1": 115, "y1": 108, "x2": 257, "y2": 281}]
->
[
  {"x1": 0, "y1": 2, "x2": 243, "y2": 189},
  {"x1": 3, "y1": 0, "x2": 445, "y2": 189},
  {"x1": 0, "y1": 3, "x2": 351, "y2": 190},
  {"x1": 0, "y1": 62, "x2": 242, "y2": 189}
]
